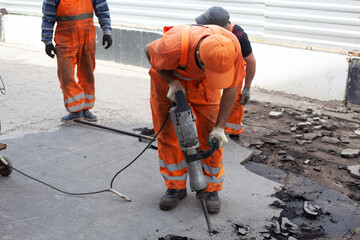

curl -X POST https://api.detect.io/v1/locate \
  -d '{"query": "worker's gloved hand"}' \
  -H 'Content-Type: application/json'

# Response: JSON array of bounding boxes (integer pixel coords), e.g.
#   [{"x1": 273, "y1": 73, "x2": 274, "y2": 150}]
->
[
  {"x1": 167, "y1": 80, "x2": 185, "y2": 103},
  {"x1": 209, "y1": 127, "x2": 228, "y2": 149},
  {"x1": 240, "y1": 87, "x2": 250, "y2": 106},
  {"x1": 45, "y1": 44, "x2": 56, "y2": 58},
  {"x1": 102, "y1": 34, "x2": 113, "y2": 49}
]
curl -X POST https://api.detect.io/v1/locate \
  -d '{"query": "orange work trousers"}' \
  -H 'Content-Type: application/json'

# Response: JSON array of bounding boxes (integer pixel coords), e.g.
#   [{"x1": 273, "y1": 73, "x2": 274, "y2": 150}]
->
[
  {"x1": 150, "y1": 69, "x2": 225, "y2": 192},
  {"x1": 225, "y1": 85, "x2": 245, "y2": 135},
  {"x1": 54, "y1": 18, "x2": 96, "y2": 113}
]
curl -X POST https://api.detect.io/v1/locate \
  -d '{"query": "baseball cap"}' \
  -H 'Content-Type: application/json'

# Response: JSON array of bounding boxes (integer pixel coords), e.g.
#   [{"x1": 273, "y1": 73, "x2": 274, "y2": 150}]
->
[
  {"x1": 195, "y1": 6, "x2": 230, "y2": 27},
  {"x1": 199, "y1": 34, "x2": 236, "y2": 89}
]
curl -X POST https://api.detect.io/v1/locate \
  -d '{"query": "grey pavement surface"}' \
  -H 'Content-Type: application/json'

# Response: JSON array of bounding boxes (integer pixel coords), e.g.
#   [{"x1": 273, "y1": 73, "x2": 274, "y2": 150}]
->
[{"x1": 0, "y1": 44, "x2": 282, "y2": 239}]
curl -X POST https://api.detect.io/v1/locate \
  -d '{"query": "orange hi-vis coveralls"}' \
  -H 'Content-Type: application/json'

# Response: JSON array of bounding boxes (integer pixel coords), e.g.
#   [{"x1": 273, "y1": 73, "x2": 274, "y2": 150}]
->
[
  {"x1": 225, "y1": 23, "x2": 246, "y2": 136},
  {"x1": 148, "y1": 25, "x2": 245, "y2": 192},
  {"x1": 55, "y1": 0, "x2": 96, "y2": 113}
]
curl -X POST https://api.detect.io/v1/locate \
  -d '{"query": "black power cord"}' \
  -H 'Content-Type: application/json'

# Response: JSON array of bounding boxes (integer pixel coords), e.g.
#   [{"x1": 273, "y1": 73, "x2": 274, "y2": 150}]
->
[{"x1": 2, "y1": 113, "x2": 169, "y2": 199}]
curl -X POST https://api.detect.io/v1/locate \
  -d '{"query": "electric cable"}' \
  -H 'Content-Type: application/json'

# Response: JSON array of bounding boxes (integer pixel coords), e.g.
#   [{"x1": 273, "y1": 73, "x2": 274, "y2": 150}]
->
[{"x1": 2, "y1": 112, "x2": 169, "y2": 198}]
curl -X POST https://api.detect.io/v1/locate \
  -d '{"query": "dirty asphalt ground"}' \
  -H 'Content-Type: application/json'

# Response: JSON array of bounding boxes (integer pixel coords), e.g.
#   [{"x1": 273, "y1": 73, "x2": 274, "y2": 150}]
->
[{"x1": 0, "y1": 44, "x2": 359, "y2": 239}]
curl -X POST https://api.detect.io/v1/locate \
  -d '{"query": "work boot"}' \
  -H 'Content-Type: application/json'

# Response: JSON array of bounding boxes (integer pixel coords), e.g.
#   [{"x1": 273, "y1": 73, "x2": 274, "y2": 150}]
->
[
  {"x1": 229, "y1": 134, "x2": 240, "y2": 143},
  {"x1": 61, "y1": 111, "x2": 84, "y2": 123},
  {"x1": 83, "y1": 109, "x2": 97, "y2": 122},
  {"x1": 159, "y1": 188, "x2": 187, "y2": 210},
  {"x1": 205, "y1": 191, "x2": 221, "y2": 213}
]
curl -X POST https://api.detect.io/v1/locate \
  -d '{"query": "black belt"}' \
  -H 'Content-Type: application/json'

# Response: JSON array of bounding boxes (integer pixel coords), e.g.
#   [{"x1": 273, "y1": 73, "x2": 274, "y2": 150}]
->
[{"x1": 57, "y1": 12, "x2": 93, "y2": 21}]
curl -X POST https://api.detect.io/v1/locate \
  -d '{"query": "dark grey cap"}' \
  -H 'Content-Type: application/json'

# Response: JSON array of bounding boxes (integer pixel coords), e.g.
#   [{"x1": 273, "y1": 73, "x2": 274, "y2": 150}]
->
[{"x1": 195, "y1": 6, "x2": 230, "y2": 27}]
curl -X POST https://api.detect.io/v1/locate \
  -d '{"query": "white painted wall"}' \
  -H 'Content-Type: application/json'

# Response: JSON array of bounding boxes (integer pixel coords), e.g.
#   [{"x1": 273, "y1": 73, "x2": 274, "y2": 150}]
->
[
  {"x1": 252, "y1": 43, "x2": 348, "y2": 101},
  {"x1": 2, "y1": 14, "x2": 349, "y2": 101},
  {"x1": 4, "y1": 15, "x2": 43, "y2": 51}
]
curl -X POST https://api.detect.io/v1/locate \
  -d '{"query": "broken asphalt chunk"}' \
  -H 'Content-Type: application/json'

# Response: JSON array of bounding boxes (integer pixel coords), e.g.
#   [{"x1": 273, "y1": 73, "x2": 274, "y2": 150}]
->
[{"x1": 281, "y1": 217, "x2": 299, "y2": 233}]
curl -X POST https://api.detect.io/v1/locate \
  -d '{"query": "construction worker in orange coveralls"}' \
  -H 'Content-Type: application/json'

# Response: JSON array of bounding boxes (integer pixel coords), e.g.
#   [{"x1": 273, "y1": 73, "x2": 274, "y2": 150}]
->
[
  {"x1": 196, "y1": 6, "x2": 256, "y2": 143},
  {"x1": 144, "y1": 24, "x2": 245, "y2": 213},
  {"x1": 41, "y1": 0, "x2": 112, "y2": 122}
]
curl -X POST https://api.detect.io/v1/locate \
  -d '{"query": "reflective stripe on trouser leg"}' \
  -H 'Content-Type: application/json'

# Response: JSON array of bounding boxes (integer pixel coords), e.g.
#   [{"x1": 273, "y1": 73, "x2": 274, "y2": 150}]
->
[
  {"x1": 77, "y1": 25, "x2": 96, "y2": 110},
  {"x1": 225, "y1": 85, "x2": 245, "y2": 135},
  {"x1": 55, "y1": 23, "x2": 95, "y2": 112},
  {"x1": 191, "y1": 103, "x2": 224, "y2": 192},
  {"x1": 150, "y1": 70, "x2": 188, "y2": 190}
]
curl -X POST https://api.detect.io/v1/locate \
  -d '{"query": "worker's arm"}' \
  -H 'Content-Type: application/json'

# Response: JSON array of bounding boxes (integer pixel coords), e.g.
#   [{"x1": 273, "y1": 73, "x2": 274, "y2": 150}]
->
[
  {"x1": 94, "y1": 0, "x2": 112, "y2": 49},
  {"x1": 41, "y1": 0, "x2": 58, "y2": 58},
  {"x1": 215, "y1": 86, "x2": 238, "y2": 128},
  {"x1": 144, "y1": 44, "x2": 185, "y2": 102},
  {"x1": 41, "y1": 0, "x2": 57, "y2": 45},
  {"x1": 243, "y1": 52, "x2": 256, "y2": 88},
  {"x1": 209, "y1": 86, "x2": 237, "y2": 148}
]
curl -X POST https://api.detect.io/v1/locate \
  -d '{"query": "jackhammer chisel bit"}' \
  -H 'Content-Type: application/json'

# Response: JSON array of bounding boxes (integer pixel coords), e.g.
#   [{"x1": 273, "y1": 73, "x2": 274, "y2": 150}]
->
[{"x1": 169, "y1": 91, "x2": 219, "y2": 235}]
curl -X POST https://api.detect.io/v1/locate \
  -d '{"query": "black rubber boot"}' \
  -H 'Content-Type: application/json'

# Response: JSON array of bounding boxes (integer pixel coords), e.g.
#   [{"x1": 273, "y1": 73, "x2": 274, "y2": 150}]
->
[
  {"x1": 159, "y1": 188, "x2": 187, "y2": 210},
  {"x1": 205, "y1": 191, "x2": 221, "y2": 213}
]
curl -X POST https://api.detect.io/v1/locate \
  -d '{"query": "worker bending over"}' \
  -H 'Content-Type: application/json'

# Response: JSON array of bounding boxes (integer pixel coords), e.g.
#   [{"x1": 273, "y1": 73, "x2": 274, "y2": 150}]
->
[{"x1": 144, "y1": 24, "x2": 245, "y2": 213}]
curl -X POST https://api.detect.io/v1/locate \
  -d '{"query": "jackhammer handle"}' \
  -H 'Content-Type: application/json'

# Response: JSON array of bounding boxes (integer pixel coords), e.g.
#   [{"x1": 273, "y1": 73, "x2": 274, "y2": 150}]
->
[{"x1": 174, "y1": 91, "x2": 189, "y2": 112}]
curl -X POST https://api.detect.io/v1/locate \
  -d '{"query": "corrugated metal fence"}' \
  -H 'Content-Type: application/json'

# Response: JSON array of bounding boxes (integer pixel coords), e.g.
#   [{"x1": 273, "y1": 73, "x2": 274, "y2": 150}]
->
[{"x1": 0, "y1": 0, "x2": 359, "y2": 52}]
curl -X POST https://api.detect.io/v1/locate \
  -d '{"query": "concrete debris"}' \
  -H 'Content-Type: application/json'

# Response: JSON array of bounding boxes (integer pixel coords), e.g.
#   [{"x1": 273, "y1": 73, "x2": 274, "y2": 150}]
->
[
  {"x1": 313, "y1": 167, "x2": 321, "y2": 172},
  {"x1": 313, "y1": 125, "x2": 322, "y2": 130},
  {"x1": 296, "y1": 122, "x2": 312, "y2": 130},
  {"x1": 322, "y1": 120, "x2": 338, "y2": 131},
  {"x1": 341, "y1": 149, "x2": 360, "y2": 158},
  {"x1": 269, "y1": 109, "x2": 284, "y2": 118},
  {"x1": 321, "y1": 136, "x2": 340, "y2": 144},
  {"x1": 304, "y1": 201, "x2": 322, "y2": 218},
  {"x1": 296, "y1": 139, "x2": 306, "y2": 145},
  {"x1": 303, "y1": 133, "x2": 317, "y2": 141},
  {"x1": 288, "y1": 237, "x2": 298, "y2": 240},
  {"x1": 295, "y1": 115, "x2": 310, "y2": 121},
  {"x1": 233, "y1": 224, "x2": 250, "y2": 236},
  {"x1": 261, "y1": 138, "x2": 280, "y2": 145},
  {"x1": 295, "y1": 134, "x2": 303, "y2": 139},
  {"x1": 340, "y1": 137, "x2": 350, "y2": 144},
  {"x1": 347, "y1": 165, "x2": 360, "y2": 179},
  {"x1": 304, "y1": 159, "x2": 310, "y2": 164},
  {"x1": 278, "y1": 150, "x2": 287, "y2": 155},
  {"x1": 355, "y1": 129, "x2": 360, "y2": 136},
  {"x1": 281, "y1": 217, "x2": 299, "y2": 233},
  {"x1": 290, "y1": 127, "x2": 297, "y2": 132},
  {"x1": 313, "y1": 117, "x2": 321, "y2": 121},
  {"x1": 282, "y1": 155, "x2": 294, "y2": 161},
  {"x1": 279, "y1": 129, "x2": 292, "y2": 135},
  {"x1": 249, "y1": 139, "x2": 265, "y2": 146}
]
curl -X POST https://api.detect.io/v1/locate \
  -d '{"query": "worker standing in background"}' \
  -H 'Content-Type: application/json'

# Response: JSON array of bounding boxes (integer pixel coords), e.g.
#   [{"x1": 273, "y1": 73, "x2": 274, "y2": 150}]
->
[
  {"x1": 144, "y1": 24, "x2": 245, "y2": 213},
  {"x1": 41, "y1": 0, "x2": 112, "y2": 122},
  {"x1": 196, "y1": 6, "x2": 256, "y2": 143}
]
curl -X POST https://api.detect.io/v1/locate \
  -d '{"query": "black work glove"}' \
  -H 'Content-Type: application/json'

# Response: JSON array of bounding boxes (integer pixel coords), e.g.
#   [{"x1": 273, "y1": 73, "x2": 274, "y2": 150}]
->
[
  {"x1": 102, "y1": 34, "x2": 112, "y2": 49},
  {"x1": 45, "y1": 43, "x2": 56, "y2": 58}
]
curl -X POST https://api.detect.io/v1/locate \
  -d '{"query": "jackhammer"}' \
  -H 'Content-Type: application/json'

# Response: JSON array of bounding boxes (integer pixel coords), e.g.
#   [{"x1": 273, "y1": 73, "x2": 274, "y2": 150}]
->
[{"x1": 169, "y1": 91, "x2": 218, "y2": 235}]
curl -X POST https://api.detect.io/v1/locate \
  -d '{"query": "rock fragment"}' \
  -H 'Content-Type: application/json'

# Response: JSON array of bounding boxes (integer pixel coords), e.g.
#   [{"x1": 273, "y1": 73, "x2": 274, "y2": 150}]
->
[
  {"x1": 341, "y1": 149, "x2": 360, "y2": 158},
  {"x1": 321, "y1": 136, "x2": 340, "y2": 144},
  {"x1": 347, "y1": 165, "x2": 360, "y2": 179},
  {"x1": 303, "y1": 133, "x2": 317, "y2": 141},
  {"x1": 304, "y1": 201, "x2": 322, "y2": 219}
]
